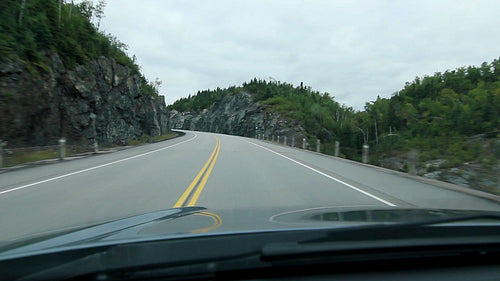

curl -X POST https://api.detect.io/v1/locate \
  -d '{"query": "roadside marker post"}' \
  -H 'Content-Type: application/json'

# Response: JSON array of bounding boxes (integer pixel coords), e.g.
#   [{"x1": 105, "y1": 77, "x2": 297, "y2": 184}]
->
[
  {"x1": 362, "y1": 144, "x2": 369, "y2": 164},
  {"x1": 59, "y1": 138, "x2": 66, "y2": 160},
  {"x1": 0, "y1": 140, "x2": 6, "y2": 168}
]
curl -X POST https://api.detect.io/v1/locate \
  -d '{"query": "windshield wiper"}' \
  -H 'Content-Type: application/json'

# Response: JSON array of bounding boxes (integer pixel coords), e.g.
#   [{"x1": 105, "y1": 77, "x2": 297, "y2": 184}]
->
[
  {"x1": 387, "y1": 213, "x2": 500, "y2": 227},
  {"x1": 261, "y1": 214, "x2": 500, "y2": 263},
  {"x1": 0, "y1": 206, "x2": 205, "y2": 259}
]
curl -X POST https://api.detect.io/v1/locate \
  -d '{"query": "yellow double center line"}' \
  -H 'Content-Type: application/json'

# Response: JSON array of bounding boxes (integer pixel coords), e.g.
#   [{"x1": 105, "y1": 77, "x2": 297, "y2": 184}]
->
[{"x1": 173, "y1": 137, "x2": 221, "y2": 208}]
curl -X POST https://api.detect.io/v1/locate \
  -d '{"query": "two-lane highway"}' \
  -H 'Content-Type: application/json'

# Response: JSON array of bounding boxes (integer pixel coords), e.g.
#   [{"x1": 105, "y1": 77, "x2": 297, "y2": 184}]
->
[{"x1": 0, "y1": 131, "x2": 498, "y2": 244}]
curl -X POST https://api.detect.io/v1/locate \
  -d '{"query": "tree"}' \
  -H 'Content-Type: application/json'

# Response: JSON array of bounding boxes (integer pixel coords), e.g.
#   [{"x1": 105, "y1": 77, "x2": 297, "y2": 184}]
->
[
  {"x1": 94, "y1": 0, "x2": 106, "y2": 30},
  {"x1": 18, "y1": 0, "x2": 27, "y2": 25}
]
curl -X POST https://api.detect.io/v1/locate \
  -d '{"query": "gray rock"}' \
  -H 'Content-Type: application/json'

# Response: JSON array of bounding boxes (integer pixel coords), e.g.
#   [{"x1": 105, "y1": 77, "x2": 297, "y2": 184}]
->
[
  {"x1": 167, "y1": 92, "x2": 309, "y2": 148},
  {"x1": 0, "y1": 53, "x2": 170, "y2": 147}
]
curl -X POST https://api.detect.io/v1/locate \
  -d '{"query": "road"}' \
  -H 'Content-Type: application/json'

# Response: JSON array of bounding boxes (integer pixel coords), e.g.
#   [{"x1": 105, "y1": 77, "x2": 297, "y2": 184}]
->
[{"x1": 0, "y1": 130, "x2": 499, "y2": 244}]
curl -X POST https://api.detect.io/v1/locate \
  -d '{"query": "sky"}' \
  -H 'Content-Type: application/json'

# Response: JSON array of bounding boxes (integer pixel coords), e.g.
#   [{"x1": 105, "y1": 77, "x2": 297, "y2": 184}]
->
[{"x1": 96, "y1": 0, "x2": 500, "y2": 110}]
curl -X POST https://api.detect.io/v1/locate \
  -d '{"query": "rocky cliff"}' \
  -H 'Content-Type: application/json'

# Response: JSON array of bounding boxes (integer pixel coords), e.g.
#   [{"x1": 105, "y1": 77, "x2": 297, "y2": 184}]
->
[
  {"x1": 167, "y1": 91, "x2": 309, "y2": 147},
  {"x1": 0, "y1": 53, "x2": 169, "y2": 147}
]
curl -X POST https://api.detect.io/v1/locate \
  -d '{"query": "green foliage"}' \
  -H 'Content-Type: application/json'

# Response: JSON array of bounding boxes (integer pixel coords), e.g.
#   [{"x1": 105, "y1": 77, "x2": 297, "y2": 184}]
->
[
  {"x1": 128, "y1": 133, "x2": 178, "y2": 145},
  {"x1": 372, "y1": 60, "x2": 500, "y2": 138},
  {"x1": 170, "y1": 58, "x2": 499, "y2": 168},
  {"x1": 2, "y1": 146, "x2": 88, "y2": 167},
  {"x1": 168, "y1": 78, "x2": 361, "y2": 156},
  {"x1": 363, "y1": 58, "x2": 500, "y2": 168},
  {"x1": 167, "y1": 86, "x2": 240, "y2": 112},
  {"x1": 1, "y1": 0, "x2": 142, "y2": 76}
]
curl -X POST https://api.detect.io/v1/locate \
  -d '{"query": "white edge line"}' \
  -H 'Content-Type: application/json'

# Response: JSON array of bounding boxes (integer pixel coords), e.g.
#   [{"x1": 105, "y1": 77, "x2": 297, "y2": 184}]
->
[
  {"x1": 0, "y1": 133, "x2": 198, "y2": 196},
  {"x1": 242, "y1": 139, "x2": 397, "y2": 207}
]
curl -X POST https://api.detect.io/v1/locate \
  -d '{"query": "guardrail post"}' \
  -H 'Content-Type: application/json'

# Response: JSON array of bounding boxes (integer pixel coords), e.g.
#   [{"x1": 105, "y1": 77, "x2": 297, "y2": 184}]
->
[
  {"x1": 335, "y1": 141, "x2": 340, "y2": 157},
  {"x1": 284, "y1": 136, "x2": 287, "y2": 146},
  {"x1": 59, "y1": 138, "x2": 66, "y2": 160},
  {"x1": 90, "y1": 113, "x2": 98, "y2": 153},
  {"x1": 302, "y1": 138, "x2": 306, "y2": 149},
  {"x1": 0, "y1": 140, "x2": 7, "y2": 168},
  {"x1": 408, "y1": 148, "x2": 418, "y2": 175},
  {"x1": 362, "y1": 144, "x2": 369, "y2": 164},
  {"x1": 316, "y1": 139, "x2": 320, "y2": 153}
]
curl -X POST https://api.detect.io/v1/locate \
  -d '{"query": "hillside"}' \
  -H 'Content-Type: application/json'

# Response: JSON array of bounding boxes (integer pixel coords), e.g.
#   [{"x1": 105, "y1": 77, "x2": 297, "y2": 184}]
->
[
  {"x1": 168, "y1": 59, "x2": 500, "y2": 194},
  {"x1": 0, "y1": 0, "x2": 169, "y2": 146}
]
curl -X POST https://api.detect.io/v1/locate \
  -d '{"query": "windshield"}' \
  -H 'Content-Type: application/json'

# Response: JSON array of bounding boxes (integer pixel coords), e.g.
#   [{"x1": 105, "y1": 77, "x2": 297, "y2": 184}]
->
[{"x1": 0, "y1": 0, "x2": 499, "y2": 253}]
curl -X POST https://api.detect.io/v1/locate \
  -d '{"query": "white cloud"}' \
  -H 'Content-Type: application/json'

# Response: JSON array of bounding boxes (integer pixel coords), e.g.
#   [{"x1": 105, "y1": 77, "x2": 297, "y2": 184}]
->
[{"x1": 98, "y1": 0, "x2": 500, "y2": 110}]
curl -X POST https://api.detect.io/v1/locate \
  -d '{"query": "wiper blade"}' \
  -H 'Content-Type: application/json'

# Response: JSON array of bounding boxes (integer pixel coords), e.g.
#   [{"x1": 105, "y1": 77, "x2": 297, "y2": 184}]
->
[
  {"x1": 391, "y1": 213, "x2": 500, "y2": 227},
  {"x1": 262, "y1": 214, "x2": 500, "y2": 262},
  {"x1": 0, "y1": 206, "x2": 205, "y2": 258}
]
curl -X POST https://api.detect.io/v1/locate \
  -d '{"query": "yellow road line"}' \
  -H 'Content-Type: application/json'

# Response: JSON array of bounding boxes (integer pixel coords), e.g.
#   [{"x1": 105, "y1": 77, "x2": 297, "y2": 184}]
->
[
  {"x1": 190, "y1": 211, "x2": 223, "y2": 233},
  {"x1": 173, "y1": 137, "x2": 220, "y2": 208},
  {"x1": 187, "y1": 139, "x2": 220, "y2": 206}
]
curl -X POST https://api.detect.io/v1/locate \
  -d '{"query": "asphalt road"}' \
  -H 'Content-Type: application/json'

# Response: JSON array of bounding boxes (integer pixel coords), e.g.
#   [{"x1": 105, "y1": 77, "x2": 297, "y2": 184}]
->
[{"x1": 0, "y1": 130, "x2": 499, "y2": 244}]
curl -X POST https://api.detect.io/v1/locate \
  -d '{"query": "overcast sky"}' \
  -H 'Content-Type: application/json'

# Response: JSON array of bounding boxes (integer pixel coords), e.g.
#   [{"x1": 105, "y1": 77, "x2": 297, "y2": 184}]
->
[{"x1": 97, "y1": 0, "x2": 500, "y2": 110}]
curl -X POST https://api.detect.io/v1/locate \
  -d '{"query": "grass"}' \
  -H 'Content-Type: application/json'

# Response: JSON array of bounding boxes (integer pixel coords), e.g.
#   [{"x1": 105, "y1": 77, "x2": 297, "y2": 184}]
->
[
  {"x1": 128, "y1": 133, "x2": 178, "y2": 146},
  {"x1": 2, "y1": 133, "x2": 178, "y2": 168},
  {"x1": 2, "y1": 147, "x2": 89, "y2": 168},
  {"x1": 4, "y1": 150, "x2": 58, "y2": 167}
]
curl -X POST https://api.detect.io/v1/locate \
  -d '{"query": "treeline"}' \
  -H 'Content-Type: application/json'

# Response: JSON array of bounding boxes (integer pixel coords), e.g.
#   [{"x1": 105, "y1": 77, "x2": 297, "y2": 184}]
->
[
  {"x1": 362, "y1": 59, "x2": 500, "y2": 166},
  {"x1": 168, "y1": 78, "x2": 362, "y2": 158},
  {"x1": 168, "y1": 58, "x2": 500, "y2": 166},
  {"x1": 0, "y1": 0, "x2": 158, "y2": 95}
]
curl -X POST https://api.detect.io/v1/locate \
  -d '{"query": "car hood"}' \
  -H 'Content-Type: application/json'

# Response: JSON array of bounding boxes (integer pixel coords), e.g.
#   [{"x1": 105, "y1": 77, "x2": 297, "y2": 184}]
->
[{"x1": 1, "y1": 206, "x2": 499, "y2": 259}]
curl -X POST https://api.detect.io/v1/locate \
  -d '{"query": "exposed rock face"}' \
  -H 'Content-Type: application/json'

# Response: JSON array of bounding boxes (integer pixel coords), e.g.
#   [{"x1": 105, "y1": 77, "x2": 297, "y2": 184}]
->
[
  {"x1": 167, "y1": 92, "x2": 309, "y2": 147},
  {"x1": 0, "y1": 53, "x2": 169, "y2": 146}
]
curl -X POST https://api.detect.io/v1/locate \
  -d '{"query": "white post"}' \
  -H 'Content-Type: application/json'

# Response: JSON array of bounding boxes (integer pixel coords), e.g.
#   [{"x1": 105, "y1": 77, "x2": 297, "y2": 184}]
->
[
  {"x1": 284, "y1": 136, "x2": 287, "y2": 146},
  {"x1": 335, "y1": 141, "x2": 340, "y2": 157},
  {"x1": 292, "y1": 137, "x2": 295, "y2": 147},
  {"x1": 59, "y1": 138, "x2": 66, "y2": 160},
  {"x1": 302, "y1": 138, "x2": 306, "y2": 149},
  {"x1": 90, "y1": 113, "x2": 98, "y2": 153},
  {"x1": 0, "y1": 140, "x2": 6, "y2": 168},
  {"x1": 277, "y1": 136, "x2": 280, "y2": 144},
  {"x1": 408, "y1": 149, "x2": 418, "y2": 175},
  {"x1": 362, "y1": 144, "x2": 369, "y2": 164},
  {"x1": 316, "y1": 139, "x2": 320, "y2": 153}
]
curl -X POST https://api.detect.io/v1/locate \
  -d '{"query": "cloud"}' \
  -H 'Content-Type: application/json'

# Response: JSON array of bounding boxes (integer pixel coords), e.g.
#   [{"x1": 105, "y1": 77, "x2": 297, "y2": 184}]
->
[{"x1": 99, "y1": 0, "x2": 500, "y2": 110}]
